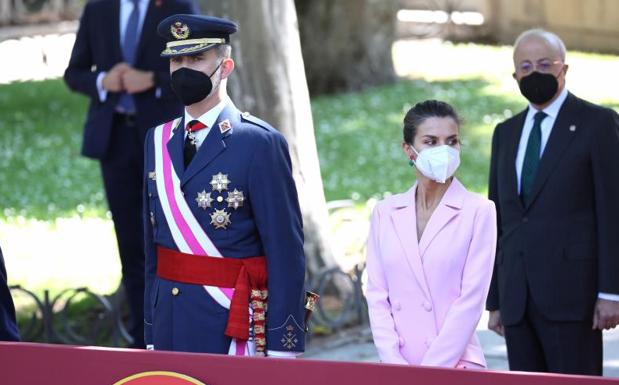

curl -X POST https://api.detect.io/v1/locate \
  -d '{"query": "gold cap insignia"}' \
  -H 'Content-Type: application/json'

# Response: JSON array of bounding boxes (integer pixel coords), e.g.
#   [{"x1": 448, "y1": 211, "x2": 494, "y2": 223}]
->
[{"x1": 171, "y1": 21, "x2": 190, "y2": 40}]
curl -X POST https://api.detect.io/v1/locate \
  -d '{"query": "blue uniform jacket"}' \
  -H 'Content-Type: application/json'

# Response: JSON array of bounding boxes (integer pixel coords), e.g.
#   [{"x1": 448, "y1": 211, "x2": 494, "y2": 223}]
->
[
  {"x1": 0, "y1": 247, "x2": 19, "y2": 342},
  {"x1": 143, "y1": 103, "x2": 306, "y2": 353}
]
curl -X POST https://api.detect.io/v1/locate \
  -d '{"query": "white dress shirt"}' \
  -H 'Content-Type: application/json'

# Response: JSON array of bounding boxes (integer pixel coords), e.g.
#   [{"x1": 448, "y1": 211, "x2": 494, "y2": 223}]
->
[
  {"x1": 515, "y1": 87, "x2": 568, "y2": 193},
  {"x1": 514, "y1": 87, "x2": 619, "y2": 302},
  {"x1": 183, "y1": 98, "x2": 228, "y2": 149}
]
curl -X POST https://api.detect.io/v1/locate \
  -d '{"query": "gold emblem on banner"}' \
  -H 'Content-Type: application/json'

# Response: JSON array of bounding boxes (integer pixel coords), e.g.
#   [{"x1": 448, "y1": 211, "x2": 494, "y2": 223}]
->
[{"x1": 113, "y1": 370, "x2": 206, "y2": 385}]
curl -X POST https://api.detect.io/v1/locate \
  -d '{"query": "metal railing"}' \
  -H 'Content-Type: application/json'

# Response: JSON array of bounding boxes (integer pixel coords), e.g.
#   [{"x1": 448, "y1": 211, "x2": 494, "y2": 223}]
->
[
  {"x1": 10, "y1": 262, "x2": 368, "y2": 346},
  {"x1": 9, "y1": 285, "x2": 132, "y2": 346}
]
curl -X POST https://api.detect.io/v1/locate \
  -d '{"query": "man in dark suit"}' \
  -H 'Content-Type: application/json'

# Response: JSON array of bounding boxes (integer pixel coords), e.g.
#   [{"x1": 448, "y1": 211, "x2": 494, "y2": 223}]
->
[
  {"x1": 64, "y1": 0, "x2": 197, "y2": 348},
  {"x1": 0, "y1": 246, "x2": 19, "y2": 342},
  {"x1": 143, "y1": 15, "x2": 306, "y2": 357},
  {"x1": 486, "y1": 29, "x2": 619, "y2": 375}
]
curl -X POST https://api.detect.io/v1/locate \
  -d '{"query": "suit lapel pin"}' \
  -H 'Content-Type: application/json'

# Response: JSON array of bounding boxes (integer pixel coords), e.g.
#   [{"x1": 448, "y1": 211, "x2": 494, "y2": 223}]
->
[
  {"x1": 219, "y1": 119, "x2": 232, "y2": 134},
  {"x1": 569, "y1": 125, "x2": 576, "y2": 132},
  {"x1": 148, "y1": 171, "x2": 156, "y2": 181}
]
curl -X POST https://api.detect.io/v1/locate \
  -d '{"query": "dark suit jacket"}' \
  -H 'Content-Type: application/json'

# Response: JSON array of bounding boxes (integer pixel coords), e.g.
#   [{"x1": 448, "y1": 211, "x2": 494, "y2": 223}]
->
[
  {"x1": 64, "y1": 0, "x2": 197, "y2": 160},
  {"x1": 0, "y1": 247, "x2": 19, "y2": 341},
  {"x1": 486, "y1": 92, "x2": 619, "y2": 325}
]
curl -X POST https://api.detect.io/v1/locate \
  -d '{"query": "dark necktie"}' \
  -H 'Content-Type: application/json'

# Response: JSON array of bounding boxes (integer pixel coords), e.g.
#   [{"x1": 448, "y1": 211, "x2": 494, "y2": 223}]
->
[
  {"x1": 520, "y1": 111, "x2": 547, "y2": 205},
  {"x1": 118, "y1": 0, "x2": 140, "y2": 113},
  {"x1": 184, "y1": 120, "x2": 208, "y2": 167}
]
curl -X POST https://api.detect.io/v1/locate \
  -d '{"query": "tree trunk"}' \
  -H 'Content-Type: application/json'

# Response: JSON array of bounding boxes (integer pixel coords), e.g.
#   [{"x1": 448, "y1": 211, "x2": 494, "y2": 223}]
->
[
  {"x1": 202, "y1": 0, "x2": 338, "y2": 280},
  {"x1": 295, "y1": 0, "x2": 399, "y2": 95}
]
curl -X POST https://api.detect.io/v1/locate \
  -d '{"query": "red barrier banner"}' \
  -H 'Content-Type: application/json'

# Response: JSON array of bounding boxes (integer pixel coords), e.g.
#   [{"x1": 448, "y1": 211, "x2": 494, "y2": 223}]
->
[{"x1": 0, "y1": 342, "x2": 617, "y2": 385}]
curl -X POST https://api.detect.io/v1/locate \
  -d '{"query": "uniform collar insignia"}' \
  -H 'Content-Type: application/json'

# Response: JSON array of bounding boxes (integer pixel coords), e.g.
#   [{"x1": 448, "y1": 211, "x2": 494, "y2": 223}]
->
[{"x1": 218, "y1": 119, "x2": 232, "y2": 134}]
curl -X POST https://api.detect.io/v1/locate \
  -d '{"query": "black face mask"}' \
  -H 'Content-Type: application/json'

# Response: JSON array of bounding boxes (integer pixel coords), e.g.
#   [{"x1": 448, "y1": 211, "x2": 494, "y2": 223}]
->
[
  {"x1": 518, "y1": 71, "x2": 559, "y2": 105},
  {"x1": 170, "y1": 62, "x2": 222, "y2": 106}
]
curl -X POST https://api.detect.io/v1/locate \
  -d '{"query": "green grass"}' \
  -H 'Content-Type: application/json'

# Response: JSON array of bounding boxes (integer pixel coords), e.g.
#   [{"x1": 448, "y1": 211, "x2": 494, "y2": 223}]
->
[
  {"x1": 0, "y1": 76, "x2": 522, "y2": 220},
  {"x1": 313, "y1": 77, "x2": 523, "y2": 201},
  {"x1": 0, "y1": 80, "x2": 106, "y2": 220},
  {"x1": 1, "y1": 41, "x2": 618, "y2": 295},
  {"x1": 2, "y1": 41, "x2": 618, "y2": 220}
]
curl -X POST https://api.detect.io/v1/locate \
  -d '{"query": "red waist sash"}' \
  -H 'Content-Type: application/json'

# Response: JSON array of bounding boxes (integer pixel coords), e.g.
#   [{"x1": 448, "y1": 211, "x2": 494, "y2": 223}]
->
[{"x1": 156, "y1": 246, "x2": 267, "y2": 342}]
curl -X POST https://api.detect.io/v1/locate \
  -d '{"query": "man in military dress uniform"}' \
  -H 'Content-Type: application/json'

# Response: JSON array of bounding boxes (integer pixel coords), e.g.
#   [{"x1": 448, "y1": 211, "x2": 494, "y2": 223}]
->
[{"x1": 143, "y1": 14, "x2": 306, "y2": 357}]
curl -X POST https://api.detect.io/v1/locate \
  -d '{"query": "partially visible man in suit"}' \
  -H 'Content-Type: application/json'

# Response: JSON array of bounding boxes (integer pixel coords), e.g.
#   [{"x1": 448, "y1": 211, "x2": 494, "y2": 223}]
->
[
  {"x1": 0, "y1": 246, "x2": 19, "y2": 342},
  {"x1": 64, "y1": 0, "x2": 197, "y2": 348},
  {"x1": 486, "y1": 29, "x2": 619, "y2": 375}
]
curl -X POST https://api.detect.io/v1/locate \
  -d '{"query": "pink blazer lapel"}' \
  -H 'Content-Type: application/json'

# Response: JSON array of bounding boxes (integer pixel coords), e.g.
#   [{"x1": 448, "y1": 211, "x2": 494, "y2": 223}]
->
[
  {"x1": 390, "y1": 185, "x2": 432, "y2": 300},
  {"x1": 418, "y1": 178, "x2": 465, "y2": 257}
]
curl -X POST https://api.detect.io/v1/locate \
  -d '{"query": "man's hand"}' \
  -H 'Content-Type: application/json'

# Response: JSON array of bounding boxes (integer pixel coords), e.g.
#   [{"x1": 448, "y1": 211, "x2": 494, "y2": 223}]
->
[
  {"x1": 102, "y1": 62, "x2": 130, "y2": 92},
  {"x1": 488, "y1": 310, "x2": 505, "y2": 337},
  {"x1": 123, "y1": 68, "x2": 155, "y2": 94},
  {"x1": 593, "y1": 299, "x2": 619, "y2": 330}
]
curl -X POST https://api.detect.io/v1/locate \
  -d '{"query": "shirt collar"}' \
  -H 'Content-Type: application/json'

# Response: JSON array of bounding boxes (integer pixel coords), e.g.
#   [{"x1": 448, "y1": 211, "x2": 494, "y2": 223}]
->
[
  {"x1": 184, "y1": 97, "x2": 229, "y2": 131},
  {"x1": 122, "y1": 0, "x2": 148, "y2": 6},
  {"x1": 526, "y1": 86, "x2": 569, "y2": 122}
]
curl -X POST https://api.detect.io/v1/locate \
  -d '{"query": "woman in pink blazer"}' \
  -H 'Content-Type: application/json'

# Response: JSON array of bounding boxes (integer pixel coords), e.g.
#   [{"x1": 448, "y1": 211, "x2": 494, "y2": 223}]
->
[{"x1": 366, "y1": 100, "x2": 497, "y2": 369}]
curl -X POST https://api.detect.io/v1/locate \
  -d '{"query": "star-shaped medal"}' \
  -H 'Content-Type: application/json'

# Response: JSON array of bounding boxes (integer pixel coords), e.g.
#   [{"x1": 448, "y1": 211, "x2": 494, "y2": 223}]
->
[
  {"x1": 195, "y1": 190, "x2": 213, "y2": 209},
  {"x1": 210, "y1": 209, "x2": 232, "y2": 229},
  {"x1": 226, "y1": 189, "x2": 245, "y2": 209},
  {"x1": 210, "y1": 172, "x2": 231, "y2": 193}
]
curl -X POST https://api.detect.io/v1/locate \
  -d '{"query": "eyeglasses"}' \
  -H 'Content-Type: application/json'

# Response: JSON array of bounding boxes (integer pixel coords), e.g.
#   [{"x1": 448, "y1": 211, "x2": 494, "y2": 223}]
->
[{"x1": 516, "y1": 59, "x2": 563, "y2": 75}]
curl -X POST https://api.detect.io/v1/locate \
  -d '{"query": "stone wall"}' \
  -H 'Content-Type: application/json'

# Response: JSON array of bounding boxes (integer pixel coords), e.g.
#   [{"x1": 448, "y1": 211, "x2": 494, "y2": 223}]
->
[{"x1": 488, "y1": 0, "x2": 619, "y2": 53}]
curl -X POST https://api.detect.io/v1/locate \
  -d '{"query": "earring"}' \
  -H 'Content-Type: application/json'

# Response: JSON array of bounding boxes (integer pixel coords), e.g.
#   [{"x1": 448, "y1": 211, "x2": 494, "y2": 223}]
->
[{"x1": 408, "y1": 159, "x2": 414, "y2": 167}]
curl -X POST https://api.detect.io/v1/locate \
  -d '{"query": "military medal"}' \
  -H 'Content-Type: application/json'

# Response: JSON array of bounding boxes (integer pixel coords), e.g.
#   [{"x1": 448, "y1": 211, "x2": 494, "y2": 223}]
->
[
  {"x1": 195, "y1": 190, "x2": 213, "y2": 209},
  {"x1": 210, "y1": 209, "x2": 231, "y2": 229},
  {"x1": 210, "y1": 172, "x2": 231, "y2": 192},
  {"x1": 226, "y1": 189, "x2": 244, "y2": 209}
]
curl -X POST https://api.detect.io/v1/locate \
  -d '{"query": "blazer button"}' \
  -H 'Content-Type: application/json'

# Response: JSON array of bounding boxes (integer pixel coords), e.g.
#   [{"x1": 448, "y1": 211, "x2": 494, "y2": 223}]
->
[
  {"x1": 421, "y1": 301, "x2": 432, "y2": 311},
  {"x1": 172, "y1": 287, "x2": 180, "y2": 296},
  {"x1": 422, "y1": 301, "x2": 432, "y2": 312},
  {"x1": 393, "y1": 301, "x2": 402, "y2": 311},
  {"x1": 522, "y1": 217, "x2": 528, "y2": 223}
]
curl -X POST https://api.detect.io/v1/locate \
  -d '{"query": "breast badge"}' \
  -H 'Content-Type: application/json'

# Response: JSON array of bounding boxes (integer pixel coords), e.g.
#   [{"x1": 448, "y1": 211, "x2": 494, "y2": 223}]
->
[
  {"x1": 210, "y1": 172, "x2": 230, "y2": 193},
  {"x1": 195, "y1": 190, "x2": 213, "y2": 209},
  {"x1": 196, "y1": 173, "x2": 245, "y2": 230},
  {"x1": 210, "y1": 208, "x2": 232, "y2": 229}
]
